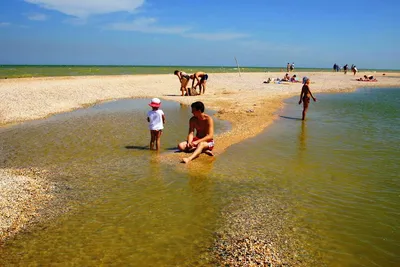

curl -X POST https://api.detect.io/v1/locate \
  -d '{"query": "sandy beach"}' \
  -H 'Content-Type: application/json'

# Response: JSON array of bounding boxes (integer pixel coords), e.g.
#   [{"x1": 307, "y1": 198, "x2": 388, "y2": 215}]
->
[{"x1": 1, "y1": 71, "x2": 400, "y2": 254}]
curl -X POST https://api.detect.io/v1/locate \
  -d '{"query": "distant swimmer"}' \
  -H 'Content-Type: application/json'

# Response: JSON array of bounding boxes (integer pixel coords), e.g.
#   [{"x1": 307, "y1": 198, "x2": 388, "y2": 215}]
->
[{"x1": 298, "y1": 78, "x2": 317, "y2": 121}]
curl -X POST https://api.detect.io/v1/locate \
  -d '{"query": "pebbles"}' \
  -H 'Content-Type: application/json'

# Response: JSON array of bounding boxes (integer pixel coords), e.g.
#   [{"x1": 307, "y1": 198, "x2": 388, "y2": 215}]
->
[
  {"x1": 211, "y1": 193, "x2": 318, "y2": 266},
  {"x1": 0, "y1": 168, "x2": 54, "y2": 244}
]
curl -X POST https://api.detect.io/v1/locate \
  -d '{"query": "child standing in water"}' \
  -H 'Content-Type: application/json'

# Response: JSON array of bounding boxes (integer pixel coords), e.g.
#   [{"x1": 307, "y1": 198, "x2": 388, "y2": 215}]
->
[
  {"x1": 298, "y1": 78, "x2": 317, "y2": 120},
  {"x1": 147, "y1": 98, "x2": 166, "y2": 150}
]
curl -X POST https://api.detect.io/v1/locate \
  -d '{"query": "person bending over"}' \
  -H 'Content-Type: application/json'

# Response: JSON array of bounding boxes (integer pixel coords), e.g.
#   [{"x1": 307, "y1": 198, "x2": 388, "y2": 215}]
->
[
  {"x1": 174, "y1": 70, "x2": 190, "y2": 96},
  {"x1": 190, "y1": 72, "x2": 209, "y2": 95}
]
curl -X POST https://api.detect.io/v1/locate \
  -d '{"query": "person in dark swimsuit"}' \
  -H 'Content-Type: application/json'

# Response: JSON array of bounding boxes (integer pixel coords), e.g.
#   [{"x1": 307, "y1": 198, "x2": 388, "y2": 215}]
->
[
  {"x1": 174, "y1": 70, "x2": 190, "y2": 96},
  {"x1": 190, "y1": 72, "x2": 208, "y2": 95},
  {"x1": 298, "y1": 78, "x2": 316, "y2": 120}
]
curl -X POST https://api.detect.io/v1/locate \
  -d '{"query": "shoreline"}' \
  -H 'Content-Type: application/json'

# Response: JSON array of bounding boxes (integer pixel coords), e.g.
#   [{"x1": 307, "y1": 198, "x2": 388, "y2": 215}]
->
[{"x1": 1, "y1": 72, "x2": 400, "y2": 247}]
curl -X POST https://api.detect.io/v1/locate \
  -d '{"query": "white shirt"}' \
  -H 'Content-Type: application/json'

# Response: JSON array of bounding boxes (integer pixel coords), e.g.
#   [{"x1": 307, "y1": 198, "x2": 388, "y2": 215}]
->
[{"x1": 147, "y1": 109, "x2": 164, "y2": 130}]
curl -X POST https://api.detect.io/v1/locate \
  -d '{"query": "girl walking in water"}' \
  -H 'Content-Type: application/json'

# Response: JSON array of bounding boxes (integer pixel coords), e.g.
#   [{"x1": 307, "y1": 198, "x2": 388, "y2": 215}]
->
[{"x1": 299, "y1": 78, "x2": 317, "y2": 120}]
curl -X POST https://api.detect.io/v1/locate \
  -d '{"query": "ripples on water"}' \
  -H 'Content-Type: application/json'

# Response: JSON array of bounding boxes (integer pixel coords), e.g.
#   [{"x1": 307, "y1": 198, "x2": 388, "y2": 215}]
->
[
  {"x1": 222, "y1": 88, "x2": 400, "y2": 266},
  {"x1": 1, "y1": 90, "x2": 399, "y2": 266}
]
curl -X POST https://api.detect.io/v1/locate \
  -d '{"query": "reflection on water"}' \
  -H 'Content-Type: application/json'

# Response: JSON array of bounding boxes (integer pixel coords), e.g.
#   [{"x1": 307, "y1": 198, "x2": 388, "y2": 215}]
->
[
  {"x1": 1, "y1": 90, "x2": 399, "y2": 266},
  {"x1": 222, "y1": 88, "x2": 400, "y2": 266},
  {"x1": 298, "y1": 121, "x2": 307, "y2": 155},
  {"x1": 0, "y1": 99, "x2": 227, "y2": 266}
]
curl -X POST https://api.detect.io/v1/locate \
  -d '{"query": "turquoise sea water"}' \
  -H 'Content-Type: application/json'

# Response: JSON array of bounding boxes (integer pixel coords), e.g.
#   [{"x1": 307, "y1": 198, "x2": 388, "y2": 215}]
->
[
  {"x1": 1, "y1": 65, "x2": 399, "y2": 78},
  {"x1": 0, "y1": 88, "x2": 399, "y2": 266}
]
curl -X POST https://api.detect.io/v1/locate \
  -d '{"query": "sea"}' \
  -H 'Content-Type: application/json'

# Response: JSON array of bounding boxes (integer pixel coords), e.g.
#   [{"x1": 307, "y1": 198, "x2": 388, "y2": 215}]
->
[
  {"x1": 0, "y1": 86, "x2": 399, "y2": 266},
  {"x1": 1, "y1": 65, "x2": 399, "y2": 78}
]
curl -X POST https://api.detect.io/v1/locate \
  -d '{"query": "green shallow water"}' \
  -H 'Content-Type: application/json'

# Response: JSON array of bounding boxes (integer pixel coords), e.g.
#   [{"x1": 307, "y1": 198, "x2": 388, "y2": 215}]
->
[
  {"x1": 220, "y1": 87, "x2": 400, "y2": 266},
  {"x1": 1, "y1": 89, "x2": 399, "y2": 266},
  {"x1": 1, "y1": 65, "x2": 399, "y2": 78}
]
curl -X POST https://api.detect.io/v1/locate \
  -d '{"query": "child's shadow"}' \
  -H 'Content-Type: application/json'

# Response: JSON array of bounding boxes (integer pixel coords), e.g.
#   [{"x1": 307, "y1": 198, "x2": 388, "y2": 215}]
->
[
  {"x1": 279, "y1": 115, "x2": 302, "y2": 121},
  {"x1": 125, "y1": 145, "x2": 148, "y2": 150},
  {"x1": 163, "y1": 94, "x2": 183, "y2": 97},
  {"x1": 125, "y1": 145, "x2": 180, "y2": 152}
]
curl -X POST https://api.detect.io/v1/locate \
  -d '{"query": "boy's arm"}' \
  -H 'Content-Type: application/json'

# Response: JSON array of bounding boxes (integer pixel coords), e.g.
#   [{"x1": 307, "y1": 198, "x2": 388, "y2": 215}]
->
[
  {"x1": 187, "y1": 118, "x2": 195, "y2": 146},
  {"x1": 309, "y1": 90, "x2": 317, "y2": 101},
  {"x1": 193, "y1": 75, "x2": 200, "y2": 88},
  {"x1": 162, "y1": 114, "x2": 166, "y2": 124},
  {"x1": 191, "y1": 76, "x2": 195, "y2": 88},
  {"x1": 147, "y1": 117, "x2": 150, "y2": 122}
]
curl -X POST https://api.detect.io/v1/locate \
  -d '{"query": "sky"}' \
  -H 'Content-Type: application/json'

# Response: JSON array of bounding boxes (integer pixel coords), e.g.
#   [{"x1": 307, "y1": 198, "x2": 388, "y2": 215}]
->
[{"x1": 0, "y1": 0, "x2": 399, "y2": 69}]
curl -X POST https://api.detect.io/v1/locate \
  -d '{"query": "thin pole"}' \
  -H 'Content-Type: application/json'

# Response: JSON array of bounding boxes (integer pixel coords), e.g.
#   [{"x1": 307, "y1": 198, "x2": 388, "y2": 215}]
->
[{"x1": 234, "y1": 56, "x2": 241, "y2": 77}]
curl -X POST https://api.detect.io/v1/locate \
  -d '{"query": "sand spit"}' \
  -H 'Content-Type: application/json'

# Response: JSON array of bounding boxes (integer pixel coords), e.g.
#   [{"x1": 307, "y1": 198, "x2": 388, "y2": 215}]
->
[{"x1": 1, "y1": 72, "x2": 399, "y2": 262}]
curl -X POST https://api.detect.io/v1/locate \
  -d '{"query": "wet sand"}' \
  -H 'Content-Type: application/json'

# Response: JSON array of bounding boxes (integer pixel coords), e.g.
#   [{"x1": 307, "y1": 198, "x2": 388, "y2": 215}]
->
[{"x1": 1, "y1": 71, "x2": 400, "y2": 262}]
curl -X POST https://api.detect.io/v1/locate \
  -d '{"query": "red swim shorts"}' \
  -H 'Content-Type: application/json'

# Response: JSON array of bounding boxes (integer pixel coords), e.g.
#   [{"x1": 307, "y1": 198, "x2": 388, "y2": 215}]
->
[{"x1": 192, "y1": 137, "x2": 214, "y2": 151}]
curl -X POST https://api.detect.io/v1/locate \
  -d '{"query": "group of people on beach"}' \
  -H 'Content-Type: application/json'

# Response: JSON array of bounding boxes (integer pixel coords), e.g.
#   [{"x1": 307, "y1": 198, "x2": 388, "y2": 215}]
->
[
  {"x1": 333, "y1": 63, "x2": 358, "y2": 75},
  {"x1": 174, "y1": 70, "x2": 209, "y2": 96},
  {"x1": 286, "y1": 63, "x2": 295, "y2": 72},
  {"x1": 147, "y1": 70, "x2": 316, "y2": 163},
  {"x1": 147, "y1": 97, "x2": 214, "y2": 164}
]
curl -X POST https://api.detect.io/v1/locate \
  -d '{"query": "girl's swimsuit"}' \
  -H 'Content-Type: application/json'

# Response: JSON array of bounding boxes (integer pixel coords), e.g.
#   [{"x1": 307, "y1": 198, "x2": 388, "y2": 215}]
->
[{"x1": 180, "y1": 72, "x2": 190, "y2": 80}]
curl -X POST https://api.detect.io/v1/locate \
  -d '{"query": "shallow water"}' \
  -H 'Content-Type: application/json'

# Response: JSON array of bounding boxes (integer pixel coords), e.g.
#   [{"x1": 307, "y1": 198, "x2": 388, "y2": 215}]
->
[
  {"x1": 216, "y1": 87, "x2": 400, "y2": 266},
  {"x1": 1, "y1": 89, "x2": 399, "y2": 266},
  {"x1": 0, "y1": 99, "x2": 230, "y2": 266}
]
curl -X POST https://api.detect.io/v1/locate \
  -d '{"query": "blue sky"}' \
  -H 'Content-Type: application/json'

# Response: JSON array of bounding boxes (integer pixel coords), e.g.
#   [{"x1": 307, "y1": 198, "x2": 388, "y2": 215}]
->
[{"x1": 0, "y1": 0, "x2": 398, "y2": 69}]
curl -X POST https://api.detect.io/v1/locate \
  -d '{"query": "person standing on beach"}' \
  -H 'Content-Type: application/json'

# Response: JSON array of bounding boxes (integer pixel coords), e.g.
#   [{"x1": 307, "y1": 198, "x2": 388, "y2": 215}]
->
[
  {"x1": 147, "y1": 98, "x2": 166, "y2": 150},
  {"x1": 343, "y1": 64, "x2": 348, "y2": 74},
  {"x1": 287, "y1": 63, "x2": 290, "y2": 72},
  {"x1": 298, "y1": 78, "x2": 316, "y2": 120},
  {"x1": 174, "y1": 70, "x2": 190, "y2": 96},
  {"x1": 178, "y1": 101, "x2": 214, "y2": 163},
  {"x1": 352, "y1": 65, "x2": 358, "y2": 75},
  {"x1": 190, "y1": 72, "x2": 209, "y2": 95},
  {"x1": 290, "y1": 63, "x2": 295, "y2": 72}
]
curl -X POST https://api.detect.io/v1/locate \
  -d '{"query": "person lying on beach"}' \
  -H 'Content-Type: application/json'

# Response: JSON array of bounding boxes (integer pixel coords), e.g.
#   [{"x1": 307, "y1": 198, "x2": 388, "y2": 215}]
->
[
  {"x1": 298, "y1": 78, "x2": 317, "y2": 120},
  {"x1": 263, "y1": 77, "x2": 274, "y2": 83},
  {"x1": 178, "y1": 101, "x2": 214, "y2": 163},
  {"x1": 174, "y1": 70, "x2": 190, "y2": 96},
  {"x1": 290, "y1": 74, "x2": 301, "y2": 83},
  {"x1": 356, "y1": 75, "x2": 377, "y2": 82},
  {"x1": 281, "y1": 73, "x2": 290, "y2": 81},
  {"x1": 190, "y1": 72, "x2": 209, "y2": 95}
]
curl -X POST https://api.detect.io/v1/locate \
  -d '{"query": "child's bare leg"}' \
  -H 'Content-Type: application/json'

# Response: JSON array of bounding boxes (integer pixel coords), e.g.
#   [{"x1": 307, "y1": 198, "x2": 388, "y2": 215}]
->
[
  {"x1": 202, "y1": 81, "x2": 207, "y2": 94},
  {"x1": 181, "y1": 79, "x2": 189, "y2": 96},
  {"x1": 149, "y1": 131, "x2": 155, "y2": 150},
  {"x1": 155, "y1": 131, "x2": 162, "y2": 150},
  {"x1": 302, "y1": 105, "x2": 309, "y2": 121}
]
